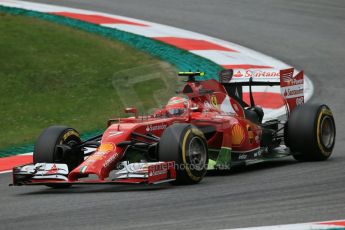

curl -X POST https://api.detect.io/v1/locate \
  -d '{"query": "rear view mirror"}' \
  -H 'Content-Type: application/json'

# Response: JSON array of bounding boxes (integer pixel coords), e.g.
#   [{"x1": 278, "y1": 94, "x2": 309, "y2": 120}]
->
[{"x1": 124, "y1": 107, "x2": 138, "y2": 118}]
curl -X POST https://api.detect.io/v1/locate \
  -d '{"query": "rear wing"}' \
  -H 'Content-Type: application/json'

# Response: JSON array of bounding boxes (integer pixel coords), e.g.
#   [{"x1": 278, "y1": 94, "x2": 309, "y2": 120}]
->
[
  {"x1": 218, "y1": 68, "x2": 304, "y2": 112},
  {"x1": 279, "y1": 68, "x2": 304, "y2": 112}
]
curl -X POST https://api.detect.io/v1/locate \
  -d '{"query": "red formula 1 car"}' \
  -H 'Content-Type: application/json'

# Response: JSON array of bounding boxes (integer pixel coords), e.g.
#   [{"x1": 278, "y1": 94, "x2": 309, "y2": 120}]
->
[{"x1": 11, "y1": 69, "x2": 336, "y2": 187}]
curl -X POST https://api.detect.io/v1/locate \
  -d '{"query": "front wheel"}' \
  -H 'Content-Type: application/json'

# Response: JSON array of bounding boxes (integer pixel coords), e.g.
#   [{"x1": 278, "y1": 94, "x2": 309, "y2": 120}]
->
[
  {"x1": 158, "y1": 124, "x2": 208, "y2": 185},
  {"x1": 34, "y1": 126, "x2": 84, "y2": 188},
  {"x1": 285, "y1": 104, "x2": 336, "y2": 161}
]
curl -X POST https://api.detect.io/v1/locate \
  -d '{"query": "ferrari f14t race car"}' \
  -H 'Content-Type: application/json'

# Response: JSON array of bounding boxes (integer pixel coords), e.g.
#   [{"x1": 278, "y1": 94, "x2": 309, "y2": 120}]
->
[{"x1": 11, "y1": 68, "x2": 336, "y2": 187}]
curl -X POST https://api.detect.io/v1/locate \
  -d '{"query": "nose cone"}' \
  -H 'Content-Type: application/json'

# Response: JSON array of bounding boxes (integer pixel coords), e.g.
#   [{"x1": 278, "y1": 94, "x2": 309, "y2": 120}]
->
[{"x1": 68, "y1": 142, "x2": 120, "y2": 181}]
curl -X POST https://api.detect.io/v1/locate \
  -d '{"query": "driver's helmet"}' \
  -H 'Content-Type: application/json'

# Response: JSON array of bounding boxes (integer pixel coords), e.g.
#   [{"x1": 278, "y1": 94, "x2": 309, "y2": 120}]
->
[{"x1": 165, "y1": 96, "x2": 188, "y2": 116}]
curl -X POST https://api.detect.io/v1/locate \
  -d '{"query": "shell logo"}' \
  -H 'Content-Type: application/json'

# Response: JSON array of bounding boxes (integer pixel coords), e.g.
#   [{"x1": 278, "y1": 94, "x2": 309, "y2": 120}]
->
[
  {"x1": 98, "y1": 143, "x2": 115, "y2": 152},
  {"x1": 232, "y1": 124, "x2": 245, "y2": 145}
]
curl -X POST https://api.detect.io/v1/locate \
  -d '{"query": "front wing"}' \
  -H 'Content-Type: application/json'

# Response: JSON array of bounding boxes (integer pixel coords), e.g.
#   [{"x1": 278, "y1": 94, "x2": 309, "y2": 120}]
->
[{"x1": 11, "y1": 161, "x2": 176, "y2": 186}]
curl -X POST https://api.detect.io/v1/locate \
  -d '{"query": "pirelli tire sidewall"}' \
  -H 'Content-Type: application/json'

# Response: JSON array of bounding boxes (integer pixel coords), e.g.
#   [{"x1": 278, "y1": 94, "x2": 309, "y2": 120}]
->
[
  {"x1": 34, "y1": 126, "x2": 83, "y2": 169},
  {"x1": 159, "y1": 123, "x2": 208, "y2": 185},
  {"x1": 286, "y1": 104, "x2": 336, "y2": 161}
]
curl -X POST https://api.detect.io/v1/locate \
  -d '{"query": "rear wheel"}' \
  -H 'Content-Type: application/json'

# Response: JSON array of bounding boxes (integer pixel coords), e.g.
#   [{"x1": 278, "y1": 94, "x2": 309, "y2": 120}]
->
[
  {"x1": 34, "y1": 126, "x2": 84, "y2": 188},
  {"x1": 158, "y1": 124, "x2": 208, "y2": 185},
  {"x1": 285, "y1": 104, "x2": 336, "y2": 161}
]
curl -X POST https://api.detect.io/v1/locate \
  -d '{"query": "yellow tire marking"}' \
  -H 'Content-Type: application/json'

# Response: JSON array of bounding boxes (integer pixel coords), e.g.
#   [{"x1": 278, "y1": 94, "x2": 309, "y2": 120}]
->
[
  {"x1": 63, "y1": 130, "x2": 80, "y2": 141},
  {"x1": 60, "y1": 129, "x2": 80, "y2": 144},
  {"x1": 182, "y1": 129, "x2": 201, "y2": 182},
  {"x1": 191, "y1": 128, "x2": 204, "y2": 138}
]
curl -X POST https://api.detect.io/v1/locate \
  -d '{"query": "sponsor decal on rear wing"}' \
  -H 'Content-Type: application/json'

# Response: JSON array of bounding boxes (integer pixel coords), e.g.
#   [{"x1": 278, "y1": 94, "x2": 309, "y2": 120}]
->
[
  {"x1": 230, "y1": 69, "x2": 281, "y2": 84},
  {"x1": 280, "y1": 68, "x2": 304, "y2": 112}
]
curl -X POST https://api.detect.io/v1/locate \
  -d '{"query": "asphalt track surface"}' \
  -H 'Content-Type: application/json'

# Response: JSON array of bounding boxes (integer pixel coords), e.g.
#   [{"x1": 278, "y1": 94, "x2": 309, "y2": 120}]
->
[{"x1": 1, "y1": 1, "x2": 345, "y2": 229}]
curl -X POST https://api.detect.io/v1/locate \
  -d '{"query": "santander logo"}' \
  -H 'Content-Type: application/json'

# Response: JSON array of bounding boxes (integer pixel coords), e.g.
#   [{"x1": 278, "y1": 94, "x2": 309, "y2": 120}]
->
[
  {"x1": 233, "y1": 70, "x2": 280, "y2": 78},
  {"x1": 146, "y1": 123, "x2": 167, "y2": 132}
]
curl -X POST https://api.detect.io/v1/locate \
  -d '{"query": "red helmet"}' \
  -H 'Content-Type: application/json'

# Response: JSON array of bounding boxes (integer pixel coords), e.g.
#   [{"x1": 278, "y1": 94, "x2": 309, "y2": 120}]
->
[{"x1": 165, "y1": 96, "x2": 188, "y2": 116}]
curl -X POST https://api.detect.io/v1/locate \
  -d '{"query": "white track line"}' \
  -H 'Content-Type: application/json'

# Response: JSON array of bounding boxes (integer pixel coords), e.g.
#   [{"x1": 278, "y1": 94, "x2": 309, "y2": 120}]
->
[{"x1": 222, "y1": 220, "x2": 345, "y2": 230}]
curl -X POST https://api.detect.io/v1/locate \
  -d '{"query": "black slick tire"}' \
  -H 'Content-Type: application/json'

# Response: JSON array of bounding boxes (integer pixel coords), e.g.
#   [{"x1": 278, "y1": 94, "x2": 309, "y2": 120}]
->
[
  {"x1": 285, "y1": 104, "x2": 336, "y2": 161},
  {"x1": 159, "y1": 123, "x2": 208, "y2": 185}
]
